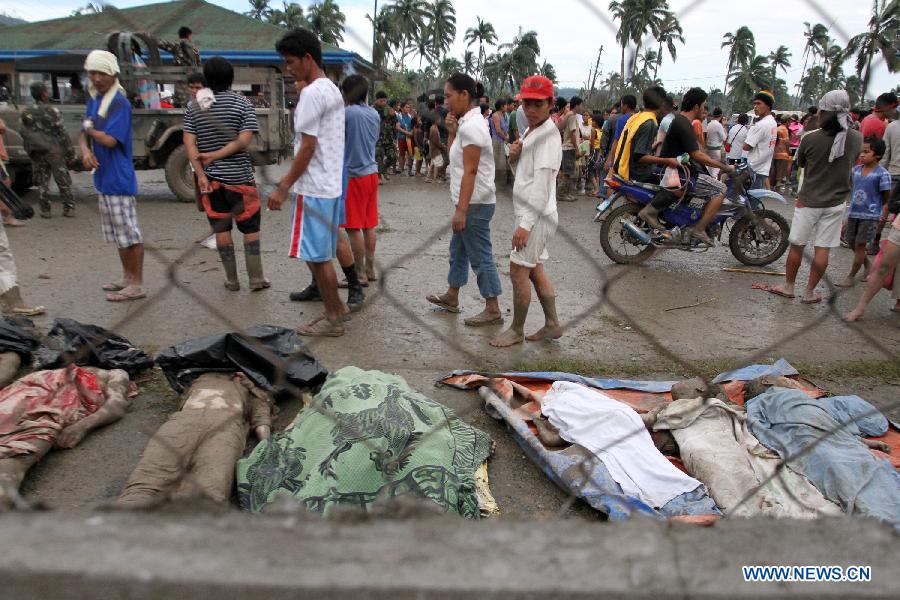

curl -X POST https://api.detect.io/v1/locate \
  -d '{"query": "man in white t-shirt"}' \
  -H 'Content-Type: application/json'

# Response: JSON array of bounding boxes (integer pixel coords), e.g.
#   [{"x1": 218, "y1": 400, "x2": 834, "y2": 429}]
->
[
  {"x1": 491, "y1": 76, "x2": 563, "y2": 348},
  {"x1": 267, "y1": 29, "x2": 347, "y2": 337},
  {"x1": 743, "y1": 91, "x2": 778, "y2": 189}
]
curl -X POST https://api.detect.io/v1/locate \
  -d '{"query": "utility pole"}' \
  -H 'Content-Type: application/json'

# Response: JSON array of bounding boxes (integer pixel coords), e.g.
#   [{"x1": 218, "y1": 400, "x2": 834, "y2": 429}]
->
[{"x1": 370, "y1": 0, "x2": 378, "y2": 100}]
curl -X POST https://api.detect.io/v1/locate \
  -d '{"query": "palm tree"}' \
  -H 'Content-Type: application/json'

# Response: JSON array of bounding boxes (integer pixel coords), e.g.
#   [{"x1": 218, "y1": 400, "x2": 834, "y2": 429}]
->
[
  {"x1": 386, "y1": 0, "x2": 430, "y2": 69},
  {"x1": 246, "y1": 0, "x2": 271, "y2": 20},
  {"x1": 727, "y1": 54, "x2": 770, "y2": 109},
  {"x1": 463, "y1": 17, "x2": 498, "y2": 76},
  {"x1": 462, "y1": 50, "x2": 476, "y2": 75},
  {"x1": 307, "y1": 0, "x2": 346, "y2": 45},
  {"x1": 846, "y1": 0, "x2": 900, "y2": 101},
  {"x1": 653, "y1": 10, "x2": 684, "y2": 80},
  {"x1": 500, "y1": 30, "x2": 541, "y2": 85},
  {"x1": 368, "y1": 7, "x2": 400, "y2": 69},
  {"x1": 721, "y1": 26, "x2": 756, "y2": 96},
  {"x1": 622, "y1": 0, "x2": 669, "y2": 81},
  {"x1": 437, "y1": 57, "x2": 463, "y2": 80},
  {"x1": 636, "y1": 48, "x2": 659, "y2": 80},
  {"x1": 267, "y1": 2, "x2": 309, "y2": 29},
  {"x1": 767, "y1": 45, "x2": 791, "y2": 91},
  {"x1": 608, "y1": 0, "x2": 631, "y2": 85},
  {"x1": 796, "y1": 22, "x2": 829, "y2": 97},
  {"x1": 539, "y1": 61, "x2": 557, "y2": 83},
  {"x1": 428, "y1": 0, "x2": 457, "y2": 64}
]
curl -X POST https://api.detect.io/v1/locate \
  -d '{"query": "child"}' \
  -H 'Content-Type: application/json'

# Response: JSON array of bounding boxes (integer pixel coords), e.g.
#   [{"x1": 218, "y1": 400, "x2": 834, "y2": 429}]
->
[
  {"x1": 412, "y1": 115, "x2": 424, "y2": 176},
  {"x1": 427, "y1": 119, "x2": 445, "y2": 183},
  {"x1": 836, "y1": 137, "x2": 892, "y2": 288}
]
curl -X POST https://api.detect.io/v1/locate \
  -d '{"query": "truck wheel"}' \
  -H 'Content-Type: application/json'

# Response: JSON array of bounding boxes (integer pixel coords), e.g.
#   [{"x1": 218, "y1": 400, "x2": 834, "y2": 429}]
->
[
  {"x1": 164, "y1": 145, "x2": 195, "y2": 203},
  {"x1": 11, "y1": 168, "x2": 33, "y2": 194}
]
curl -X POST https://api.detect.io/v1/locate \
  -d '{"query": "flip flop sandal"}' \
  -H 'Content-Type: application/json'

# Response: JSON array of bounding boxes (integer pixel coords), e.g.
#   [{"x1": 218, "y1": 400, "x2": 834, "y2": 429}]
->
[
  {"x1": 766, "y1": 287, "x2": 795, "y2": 299},
  {"x1": 8, "y1": 306, "x2": 45, "y2": 316},
  {"x1": 464, "y1": 314, "x2": 504, "y2": 327},
  {"x1": 426, "y1": 294, "x2": 461, "y2": 313},
  {"x1": 800, "y1": 295, "x2": 823, "y2": 304},
  {"x1": 297, "y1": 318, "x2": 345, "y2": 337},
  {"x1": 102, "y1": 282, "x2": 127, "y2": 292},
  {"x1": 106, "y1": 290, "x2": 146, "y2": 303}
]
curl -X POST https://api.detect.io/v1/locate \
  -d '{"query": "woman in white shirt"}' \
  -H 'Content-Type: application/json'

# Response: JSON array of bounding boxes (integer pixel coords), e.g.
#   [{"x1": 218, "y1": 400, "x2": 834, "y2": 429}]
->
[
  {"x1": 426, "y1": 73, "x2": 503, "y2": 327},
  {"x1": 726, "y1": 112, "x2": 750, "y2": 164}
]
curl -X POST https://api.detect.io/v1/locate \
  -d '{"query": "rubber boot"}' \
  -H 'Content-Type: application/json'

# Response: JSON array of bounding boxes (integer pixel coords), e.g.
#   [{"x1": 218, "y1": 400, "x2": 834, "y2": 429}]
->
[
  {"x1": 343, "y1": 264, "x2": 365, "y2": 312},
  {"x1": 637, "y1": 205, "x2": 664, "y2": 231},
  {"x1": 0, "y1": 286, "x2": 45, "y2": 316},
  {"x1": 244, "y1": 240, "x2": 270, "y2": 291},
  {"x1": 218, "y1": 245, "x2": 240, "y2": 291}
]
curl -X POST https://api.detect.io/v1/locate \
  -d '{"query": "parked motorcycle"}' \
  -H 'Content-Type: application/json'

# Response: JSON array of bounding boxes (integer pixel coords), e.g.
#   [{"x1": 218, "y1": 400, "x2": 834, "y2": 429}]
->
[{"x1": 595, "y1": 162, "x2": 790, "y2": 266}]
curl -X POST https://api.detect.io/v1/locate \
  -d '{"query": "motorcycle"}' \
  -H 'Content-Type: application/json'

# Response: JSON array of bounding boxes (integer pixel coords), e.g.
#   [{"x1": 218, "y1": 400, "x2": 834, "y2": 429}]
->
[{"x1": 595, "y1": 161, "x2": 790, "y2": 266}]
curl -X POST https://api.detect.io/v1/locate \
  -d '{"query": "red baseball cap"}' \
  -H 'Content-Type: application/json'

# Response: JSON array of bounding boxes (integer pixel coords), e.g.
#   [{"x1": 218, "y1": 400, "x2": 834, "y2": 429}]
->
[{"x1": 517, "y1": 75, "x2": 554, "y2": 101}]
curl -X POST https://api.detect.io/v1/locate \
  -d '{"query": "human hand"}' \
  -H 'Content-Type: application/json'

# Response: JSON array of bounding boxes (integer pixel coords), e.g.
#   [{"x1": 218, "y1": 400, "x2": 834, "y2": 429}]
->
[
  {"x1": 665, "y1": 158, "x2": 680, "y2": 169},
  {"x1": 508, "y1": 140, "x2": 523, "y2": 161},
  {"x1": 445, "y1": 113, "x2": 458, "y2": 133},
  {"x1": 723, "y1": 164, "x2": 736, "y2": 175},
  {"x1": 452, "y1": 207, "x2": 466, "y2": 233},
  {"x1": 267, "y1": 184, "x2": 289, "y2": 211},
  {"x1": 197, "y1": 152, "x2": 215, "y2": 167},
  {"x1": 512, "y1": 227, "x2": 530, "y2": 251},
  {"x1": 82, "y1": 151, "x2": 99, "y2": 170},
  {"x1": 56, "y1": 423, "x2": 88, "y2": 449},
  {"x1": 196, "y1": 173, "x2": 211, "y2": 194}
]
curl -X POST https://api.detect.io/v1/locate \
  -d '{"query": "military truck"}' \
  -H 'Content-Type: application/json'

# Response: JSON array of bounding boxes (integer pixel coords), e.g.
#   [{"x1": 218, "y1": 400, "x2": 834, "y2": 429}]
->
[{"x1": 0, "y1": 32, "x2": 292, "y2": 202}]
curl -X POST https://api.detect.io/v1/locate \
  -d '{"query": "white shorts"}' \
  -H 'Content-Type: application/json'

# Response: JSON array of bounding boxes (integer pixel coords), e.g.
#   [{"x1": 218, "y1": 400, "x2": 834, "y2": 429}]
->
[
  {"x1": 431, "y1": 154, "x2": 445, "y2": 169},
  {"x1": 510, "y1": 212, "x2": 558, "y2": 268},
  {"x1": 788, "y1": 205, "x2": 844, "y2": 248}
]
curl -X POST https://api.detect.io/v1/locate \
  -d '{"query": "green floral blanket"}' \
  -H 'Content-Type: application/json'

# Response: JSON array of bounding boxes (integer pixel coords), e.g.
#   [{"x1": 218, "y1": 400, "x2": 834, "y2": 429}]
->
[{"x1": 237, "y1": 367, "x2": 492, "y2": 518}]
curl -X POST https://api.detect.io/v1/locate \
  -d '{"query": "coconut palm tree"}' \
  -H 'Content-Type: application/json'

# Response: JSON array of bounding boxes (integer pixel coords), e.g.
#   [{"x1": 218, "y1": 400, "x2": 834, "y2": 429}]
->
[
  {"x1": 437, "y1": 57, "x2": 463, "y2": 80},
  {"x1": 767, "y1": 45, "x2": 792, "y2": 91},
  {"x1": 502, "y1": 30, "x2": 541, "y2": 84},
  {"x1": 636, "y1": 48, "x2": 659, "y2": 81},
  {"x1": 428, "y1": 0, "x2": 457, "y2": 64},
  {"x1": 368, "y1": 7, "x2": 400, "y2": 69},
  {"x1": 653, "y1": 10, "x2": 684, "y2": 80},
  {"x1": 267, "y1": 2, "x2": 309, "y2": 29},
  {"x1": 623, "y1": 0, "x2": 669, "y2": 81},
  {"x1": 846, "y1": 0, "x2": 900, "y2": 101},
  {"x1": 727, "y1": 54, "x2": 770, "y2": 109},
  {"x1": 539, "y1": 61, "x2": 557, "y2": 83},
  {"x1": 721, "y1": 26, "x2": 756, "y2": 96},
  {"x1": 386, "y1": 0, "x2": 430, "y2": 69},
  {"x1": 462, "y1": 50, "x2": 477, "y2": 75},
  {"x1": 246, "y1": 0, "x2": 271, "y2": 20},
  {"x1": 307, "y1": 0, "x2": 346, "y2": 45},
  {"x1": 795, "y1": 22, "x2": 828, "y2": 97},
  {"x1": 608, "y1": 0, "x2": 632, "y2": 85},
  {"x1": 464, "y1": 17, "x2": 498, "y2": 76}
]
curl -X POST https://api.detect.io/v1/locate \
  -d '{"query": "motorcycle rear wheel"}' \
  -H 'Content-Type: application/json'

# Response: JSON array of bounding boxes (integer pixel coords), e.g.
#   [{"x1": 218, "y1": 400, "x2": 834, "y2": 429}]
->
[
  {"x1": 600, "y1": 203, "x2": 656, "y2": 265},
  {"x1": 728, "y1": 209, "x2": 790, "y2": 266}
]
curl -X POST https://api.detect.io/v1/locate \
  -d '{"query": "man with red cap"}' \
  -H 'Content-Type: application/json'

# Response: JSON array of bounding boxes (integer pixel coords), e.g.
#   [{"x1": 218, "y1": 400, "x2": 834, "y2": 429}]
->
[{"x1": 491, "y1": 76, "x2": 563, "y2": 348}]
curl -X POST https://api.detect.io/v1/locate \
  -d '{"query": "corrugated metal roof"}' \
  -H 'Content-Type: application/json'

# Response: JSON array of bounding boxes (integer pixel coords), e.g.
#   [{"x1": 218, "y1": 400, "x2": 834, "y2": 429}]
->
[{"x1": 0, "y1": 0, "x2": 342, "y2": 54}]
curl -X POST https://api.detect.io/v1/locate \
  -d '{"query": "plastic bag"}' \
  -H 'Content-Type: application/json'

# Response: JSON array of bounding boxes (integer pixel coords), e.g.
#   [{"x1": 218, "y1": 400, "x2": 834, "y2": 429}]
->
[
  {"x1": 32, "y1": 318, "x2": 154, "y2": 376},
  {"x1": 156, "y1": 325, "x2": 328, "y2": 398},
  {"x1": 0, "y1": 316, "x2": 41, "y2": 359}
]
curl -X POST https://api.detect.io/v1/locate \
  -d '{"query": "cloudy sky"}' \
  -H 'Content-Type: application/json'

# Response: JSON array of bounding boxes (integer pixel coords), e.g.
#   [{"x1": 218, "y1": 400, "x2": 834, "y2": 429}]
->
[{"x1": 1, "y1": 0, "x2": 893, "y2": 97}]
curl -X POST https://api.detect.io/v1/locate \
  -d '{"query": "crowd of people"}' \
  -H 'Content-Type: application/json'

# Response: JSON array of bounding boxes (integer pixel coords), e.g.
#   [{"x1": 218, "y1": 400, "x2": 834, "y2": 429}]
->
[{"x1": 0, "y1": 25, "x2": 898, "y2": 336}]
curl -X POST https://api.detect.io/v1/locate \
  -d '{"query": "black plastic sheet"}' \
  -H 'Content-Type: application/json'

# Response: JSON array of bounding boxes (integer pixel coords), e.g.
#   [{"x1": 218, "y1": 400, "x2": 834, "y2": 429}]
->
[
  {"x1": 0, "y1": 316, "x2": 41, "y2": 360},
  {"x1": 32, "y1": 318, "x2": 154, "y2": 376},
  {"x1": 156, "y1": 325, "x2": 328, "y2": 398}
]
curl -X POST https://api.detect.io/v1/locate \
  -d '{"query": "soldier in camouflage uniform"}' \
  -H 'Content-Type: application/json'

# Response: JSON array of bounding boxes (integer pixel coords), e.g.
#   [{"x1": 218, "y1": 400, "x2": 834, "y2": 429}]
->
[
  {"x1": 155, "y1": 26, "x2": 201, "y2": 107},
  {"x1": 375, "y1": 97, "x2": 398, "y2": 180},
  {"x1": 20, "y1": 83, "x2": 76, "y2": 218}
]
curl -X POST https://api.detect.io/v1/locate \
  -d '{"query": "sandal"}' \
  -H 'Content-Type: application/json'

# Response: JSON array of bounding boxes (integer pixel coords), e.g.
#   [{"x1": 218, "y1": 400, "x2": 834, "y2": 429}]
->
[
  {"x1": 106, "y1": 287, "x2": 146, "y2": 303},
  {"x1": 426, "y1": 293, "x2": 461, "y2": 313},
  {"x1": 102, "y1": 281, "x2": 127, "y2": 292},
  {"x1": 297, "y1": 317, "x2": 345, "y2": 337},
  {"x1": 464, "y1": 312, "x2": 504, "y2": 327},
  {"x1": 8, "y1": 305, "x2": 45, "y2": 316},
  {"x1": 800, "y1": 294, "x2": 823, "y2": 305}
]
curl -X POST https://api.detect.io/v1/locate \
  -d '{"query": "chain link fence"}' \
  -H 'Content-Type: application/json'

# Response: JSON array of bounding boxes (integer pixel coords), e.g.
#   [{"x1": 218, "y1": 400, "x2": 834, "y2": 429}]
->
[{"x1": 4, "y1": 0, "x2": 899, "y2": 526}]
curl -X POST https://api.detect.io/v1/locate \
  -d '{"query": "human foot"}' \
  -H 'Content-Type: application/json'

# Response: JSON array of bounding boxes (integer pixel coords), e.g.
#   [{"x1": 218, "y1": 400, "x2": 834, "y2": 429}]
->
[
  {"x1": 800, "y1": 293, "x2": 822, "y2": 304},
  {"x1": 297, "y1": 316, "x2": 345, "y2": 337},
  {"x1": 426, "y1": 293, "x2": 460, "y2": 313},
  {"x1": 106, "y1": 286, "x2": 146, "y2": 302},
  {"x1": 843, "y1": 308, "x2": 864, "y2": 322},
  {"x1": 102, "y1": 280, "x2": 128, "y2": 292},
  {"x1": 526, "y1": 324, "x2": 563, "y2": 342},
  {"x1": 489, "y1": 328, "x2": 525, "y2": 348},
  {"x1": 766, "y1": 285, "x2": 795, "y2": 299},
  {"x1": 464, "y1": 309, "x2": 503, "y2": 327},
  {"x1": 834, "y1": 277, "x2": 856, "y2": 288}
]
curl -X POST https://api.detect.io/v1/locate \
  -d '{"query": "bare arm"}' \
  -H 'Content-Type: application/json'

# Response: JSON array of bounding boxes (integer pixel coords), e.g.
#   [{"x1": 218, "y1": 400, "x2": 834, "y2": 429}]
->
[
  {"x1": 199, "y1": 130, "x2": 253, "y2": 164},
  {"x1": 83, "y1": 127, "x2": 119, "y2": 149},
  {"x1": 267, "y1": 133, "x2": 316, "y2": 210},
  {"x1": 79, "y1": 131, "x2": 99, "y2": 170},
  {"x1": 57, "y1": 370, "x2": 131, "y2": 448},
  {"x1": 689, "y1": 148, "x2": 730, "y2": 173}
]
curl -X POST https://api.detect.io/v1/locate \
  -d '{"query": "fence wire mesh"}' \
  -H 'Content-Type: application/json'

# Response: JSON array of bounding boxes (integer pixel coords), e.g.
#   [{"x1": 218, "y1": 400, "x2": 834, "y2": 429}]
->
[{"x1": 3, "y1": 0, "x2": 899, "y2": 526}]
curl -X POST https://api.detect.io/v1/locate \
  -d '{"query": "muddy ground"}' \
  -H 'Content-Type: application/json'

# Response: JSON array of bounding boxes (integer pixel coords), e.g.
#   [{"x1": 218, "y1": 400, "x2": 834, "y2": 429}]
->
[{"x1": 10, "y1": 166, "x2": 899, "y2": 517}]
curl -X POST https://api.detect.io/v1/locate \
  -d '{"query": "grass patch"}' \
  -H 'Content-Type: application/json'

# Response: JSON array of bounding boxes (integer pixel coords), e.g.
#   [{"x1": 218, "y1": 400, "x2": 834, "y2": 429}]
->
[{"x1": 512, "y1": 357, "x2": 900, "y2": 381}]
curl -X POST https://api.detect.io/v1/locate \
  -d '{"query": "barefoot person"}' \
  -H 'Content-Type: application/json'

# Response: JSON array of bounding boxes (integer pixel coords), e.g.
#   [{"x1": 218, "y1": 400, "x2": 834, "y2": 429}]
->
[
  {"x1": 79, "y1": 50, "x2": 146, "y2": 303},
  {"x1": 768, "y1": 90, "x2": 863, "y2": 304},
  {"x1": 426, "y1": 73, "x2": 503, "y2": 327},
  {"x1": 491, "y1": 76, "x2": 562, "y2": 348},
  {"x1": 267, "y1": 29, "x2": 348, "y2": 336},
  {"x1": 844, "y1": 212, "x2": 900, "y2": 321}
]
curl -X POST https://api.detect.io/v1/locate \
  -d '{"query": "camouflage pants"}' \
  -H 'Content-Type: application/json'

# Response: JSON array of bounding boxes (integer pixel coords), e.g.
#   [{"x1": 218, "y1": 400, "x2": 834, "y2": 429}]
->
[
  {"x1": 376, "y1": 138, "x2": 397, "y2": 175},
  {"x1": 32, "y1": 155, "x2": 75, "y2": 211}
]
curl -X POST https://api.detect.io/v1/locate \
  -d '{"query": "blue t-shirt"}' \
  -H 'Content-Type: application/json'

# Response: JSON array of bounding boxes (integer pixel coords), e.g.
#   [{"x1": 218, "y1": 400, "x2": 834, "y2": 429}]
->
[
  {"x1": 396, "y1": 113, "x2": 412, "y2": 141},
  {"x1": 848, "y1": 164, "x2": 891, "y2": 220},
  {"x1": 344, "y1": 104, "x2": 379, "y2": 178},
  {"x1": 85, "y1": 92, "x2": 138, "y2": 196},
  {"x1": 613, "y1": 112, "x2": 632, "y2": 142}
]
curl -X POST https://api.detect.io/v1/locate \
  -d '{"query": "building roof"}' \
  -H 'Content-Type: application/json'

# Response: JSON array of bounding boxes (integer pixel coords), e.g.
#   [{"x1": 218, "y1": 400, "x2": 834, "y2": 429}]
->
[{"x1": 0, "y1": 0, "x2": 372, "y2": 71}]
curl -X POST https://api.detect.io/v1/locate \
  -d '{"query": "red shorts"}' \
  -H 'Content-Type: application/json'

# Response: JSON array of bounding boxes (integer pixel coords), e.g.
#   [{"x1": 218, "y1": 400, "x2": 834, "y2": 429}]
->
[
  {"x1": 398, "y1": 138, "x2": 409, "y2": 158},
  {"x1": 341, "y1": 173, "x2": 379, "y2": 229}
]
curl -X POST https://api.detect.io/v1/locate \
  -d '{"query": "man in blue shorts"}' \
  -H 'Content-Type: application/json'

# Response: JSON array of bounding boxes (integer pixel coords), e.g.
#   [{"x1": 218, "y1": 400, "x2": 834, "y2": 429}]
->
[{"x1": 267, "y1": 28, "x2": 348, "y2": 337}]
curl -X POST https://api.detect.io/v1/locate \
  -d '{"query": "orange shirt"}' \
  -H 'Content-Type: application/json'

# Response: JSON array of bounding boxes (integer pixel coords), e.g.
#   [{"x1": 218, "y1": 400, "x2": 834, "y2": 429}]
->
[
  {"x1": 774, "y1": 124, "x2": 790, "y2": 160},
  {"x1": 692, "y1": 119, "x2": 705, "y2": 147}
]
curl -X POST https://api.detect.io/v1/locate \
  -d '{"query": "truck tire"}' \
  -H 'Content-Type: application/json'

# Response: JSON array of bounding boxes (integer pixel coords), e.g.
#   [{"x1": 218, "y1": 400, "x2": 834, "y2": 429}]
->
[
  {"x1": 164, "y1": 145, "x2": 195, "y2": 203},
  {"x1": 11, "y1": 168, "x2": 33, "y2": 194}
]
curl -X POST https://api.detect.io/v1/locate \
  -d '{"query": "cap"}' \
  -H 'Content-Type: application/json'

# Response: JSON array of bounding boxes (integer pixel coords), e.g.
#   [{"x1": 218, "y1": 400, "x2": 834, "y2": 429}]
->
[{"x1": 517, "y1": 75, "x2": 554, "y2": 101}]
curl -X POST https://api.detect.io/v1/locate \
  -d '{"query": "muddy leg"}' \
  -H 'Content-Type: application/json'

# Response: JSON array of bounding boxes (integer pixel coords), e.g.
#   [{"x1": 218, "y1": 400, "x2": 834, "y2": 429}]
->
[
  {"x1": 0, "y1": 440, "x2": 51, "y2": 508},
  {"x1": 0, "y1": 352, "x2": 21, "y2": 387}
]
